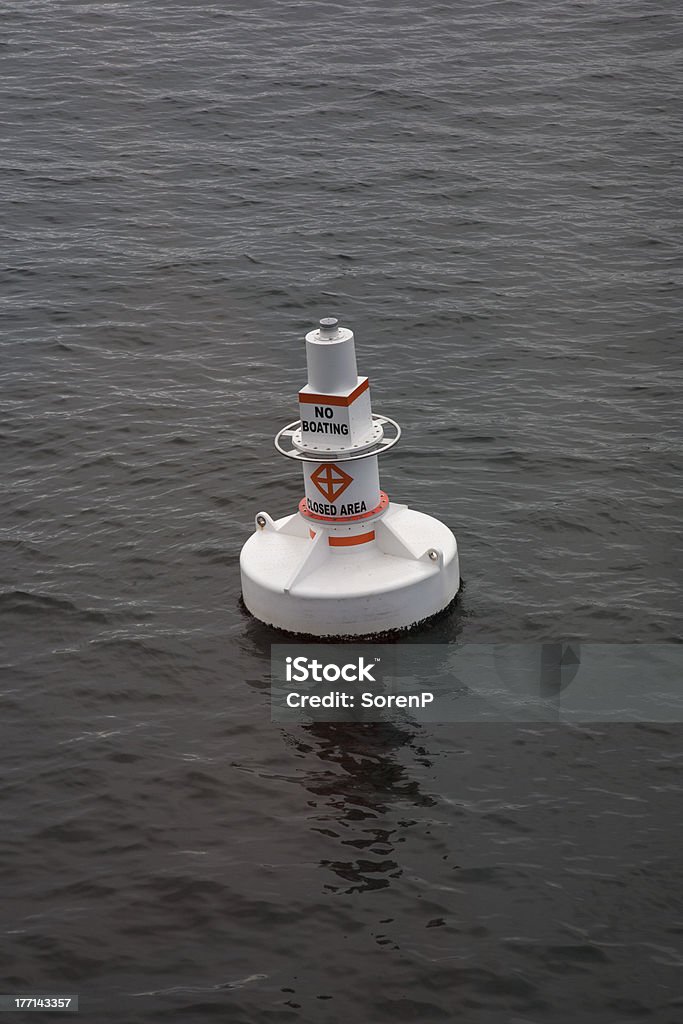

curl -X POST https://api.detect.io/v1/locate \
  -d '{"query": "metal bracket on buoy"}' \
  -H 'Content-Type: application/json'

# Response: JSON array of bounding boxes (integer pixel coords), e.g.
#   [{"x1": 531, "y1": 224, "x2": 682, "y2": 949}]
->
[{"x1": 240, "y1": 318, "x2": 460, "y2": 637}]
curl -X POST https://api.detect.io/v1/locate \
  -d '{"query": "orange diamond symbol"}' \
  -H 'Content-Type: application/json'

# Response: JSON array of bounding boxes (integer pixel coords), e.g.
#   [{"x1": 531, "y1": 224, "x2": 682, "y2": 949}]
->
[{"x1": 310, "y1": 463, "x2": 353, "y2": 503}]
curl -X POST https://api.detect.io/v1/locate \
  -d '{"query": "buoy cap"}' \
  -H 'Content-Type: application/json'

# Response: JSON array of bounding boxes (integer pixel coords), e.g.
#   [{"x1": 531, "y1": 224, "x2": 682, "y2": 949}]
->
[{"x1": 318, "y1": 317, "x2": 341, "y2": 340}]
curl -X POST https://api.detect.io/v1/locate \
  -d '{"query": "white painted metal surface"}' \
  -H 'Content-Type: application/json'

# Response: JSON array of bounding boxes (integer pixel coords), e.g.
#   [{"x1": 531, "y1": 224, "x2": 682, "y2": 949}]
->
[{"x1": 240, "y1": 317, "x2": 460, "y2": 637}]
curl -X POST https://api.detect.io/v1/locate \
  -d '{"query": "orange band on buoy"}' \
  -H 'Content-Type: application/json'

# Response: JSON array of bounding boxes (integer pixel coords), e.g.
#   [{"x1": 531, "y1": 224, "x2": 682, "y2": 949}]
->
[
  {"x1": 299, "y1": 491, "x2": 389, "y2": 523},
  {"x1": 298, "y1": 378, "x2": 369, "y2": 407},
  {"x1": 329, "y1": 531, "x2": 375, "y2": 547},
  {"x1": 308, "y1": 527, "x2": 375, "y2": 546}
]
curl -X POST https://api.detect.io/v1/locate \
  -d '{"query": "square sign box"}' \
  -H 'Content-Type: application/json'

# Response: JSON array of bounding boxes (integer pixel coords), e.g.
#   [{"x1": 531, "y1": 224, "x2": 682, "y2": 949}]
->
[{"x1": 298, "y1": 377, "x2": 374, "y2": 453}]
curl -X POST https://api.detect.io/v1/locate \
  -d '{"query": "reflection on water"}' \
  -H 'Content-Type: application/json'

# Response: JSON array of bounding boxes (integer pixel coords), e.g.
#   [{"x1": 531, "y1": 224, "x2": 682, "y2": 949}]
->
[
  {"x1": 240, "y1": 594, "x2": 468, "y2": 892},
  {"x1": 289, "y1": 721, "x2": 435, "y2": 894}
]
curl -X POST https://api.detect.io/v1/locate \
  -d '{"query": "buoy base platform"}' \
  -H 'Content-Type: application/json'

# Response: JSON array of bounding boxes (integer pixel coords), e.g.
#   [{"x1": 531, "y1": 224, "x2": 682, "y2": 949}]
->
[{"x1": 240, "y1": 502, "x2": 459, "y2": 638}]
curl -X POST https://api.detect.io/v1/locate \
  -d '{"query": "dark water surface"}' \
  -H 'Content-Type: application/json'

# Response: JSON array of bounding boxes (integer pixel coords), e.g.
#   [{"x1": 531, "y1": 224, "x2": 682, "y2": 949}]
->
[{"x1": 2, "y1": 1, "x2": 682, "y2": 1021}]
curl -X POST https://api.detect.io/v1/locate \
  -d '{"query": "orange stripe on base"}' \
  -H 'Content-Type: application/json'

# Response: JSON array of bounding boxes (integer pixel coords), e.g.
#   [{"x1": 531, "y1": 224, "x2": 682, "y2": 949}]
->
[
  {"x1": 299, "y1": 377, "x2": 369, "y2": 407},
  {"x1": 299, "y1": 491, "x2": 389, "y2": 523},
  {"x1": 309, "y1": 526, "x2": 375, "y2": 546},
  {"x1": 329, "y1": 531, "x2": 375, "y2": 547}
]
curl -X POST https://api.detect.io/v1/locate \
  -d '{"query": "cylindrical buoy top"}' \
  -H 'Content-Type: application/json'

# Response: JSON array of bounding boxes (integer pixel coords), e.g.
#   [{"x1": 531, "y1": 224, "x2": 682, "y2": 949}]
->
[
  {"x1": 318, "y1": 317, "x2": 339, "y2": 336},
  {"x1": 305, "y1": 317, "x2": 358, "y2": 392}
]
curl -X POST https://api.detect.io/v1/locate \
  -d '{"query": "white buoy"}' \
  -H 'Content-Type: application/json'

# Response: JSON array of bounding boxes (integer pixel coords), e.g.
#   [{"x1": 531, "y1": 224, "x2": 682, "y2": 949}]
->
[{"x1": 240, "y1": 318, "x2": 460, "y2": 637}]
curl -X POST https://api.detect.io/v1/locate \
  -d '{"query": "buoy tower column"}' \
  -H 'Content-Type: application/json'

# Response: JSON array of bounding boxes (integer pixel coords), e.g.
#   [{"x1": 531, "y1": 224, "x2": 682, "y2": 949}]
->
[
  {"x1": 240, "y1": 318, "x2": 460, "y2": 637},
  {"x1": 298, "y1": 318, "x2": 382, "y2": 524}
]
